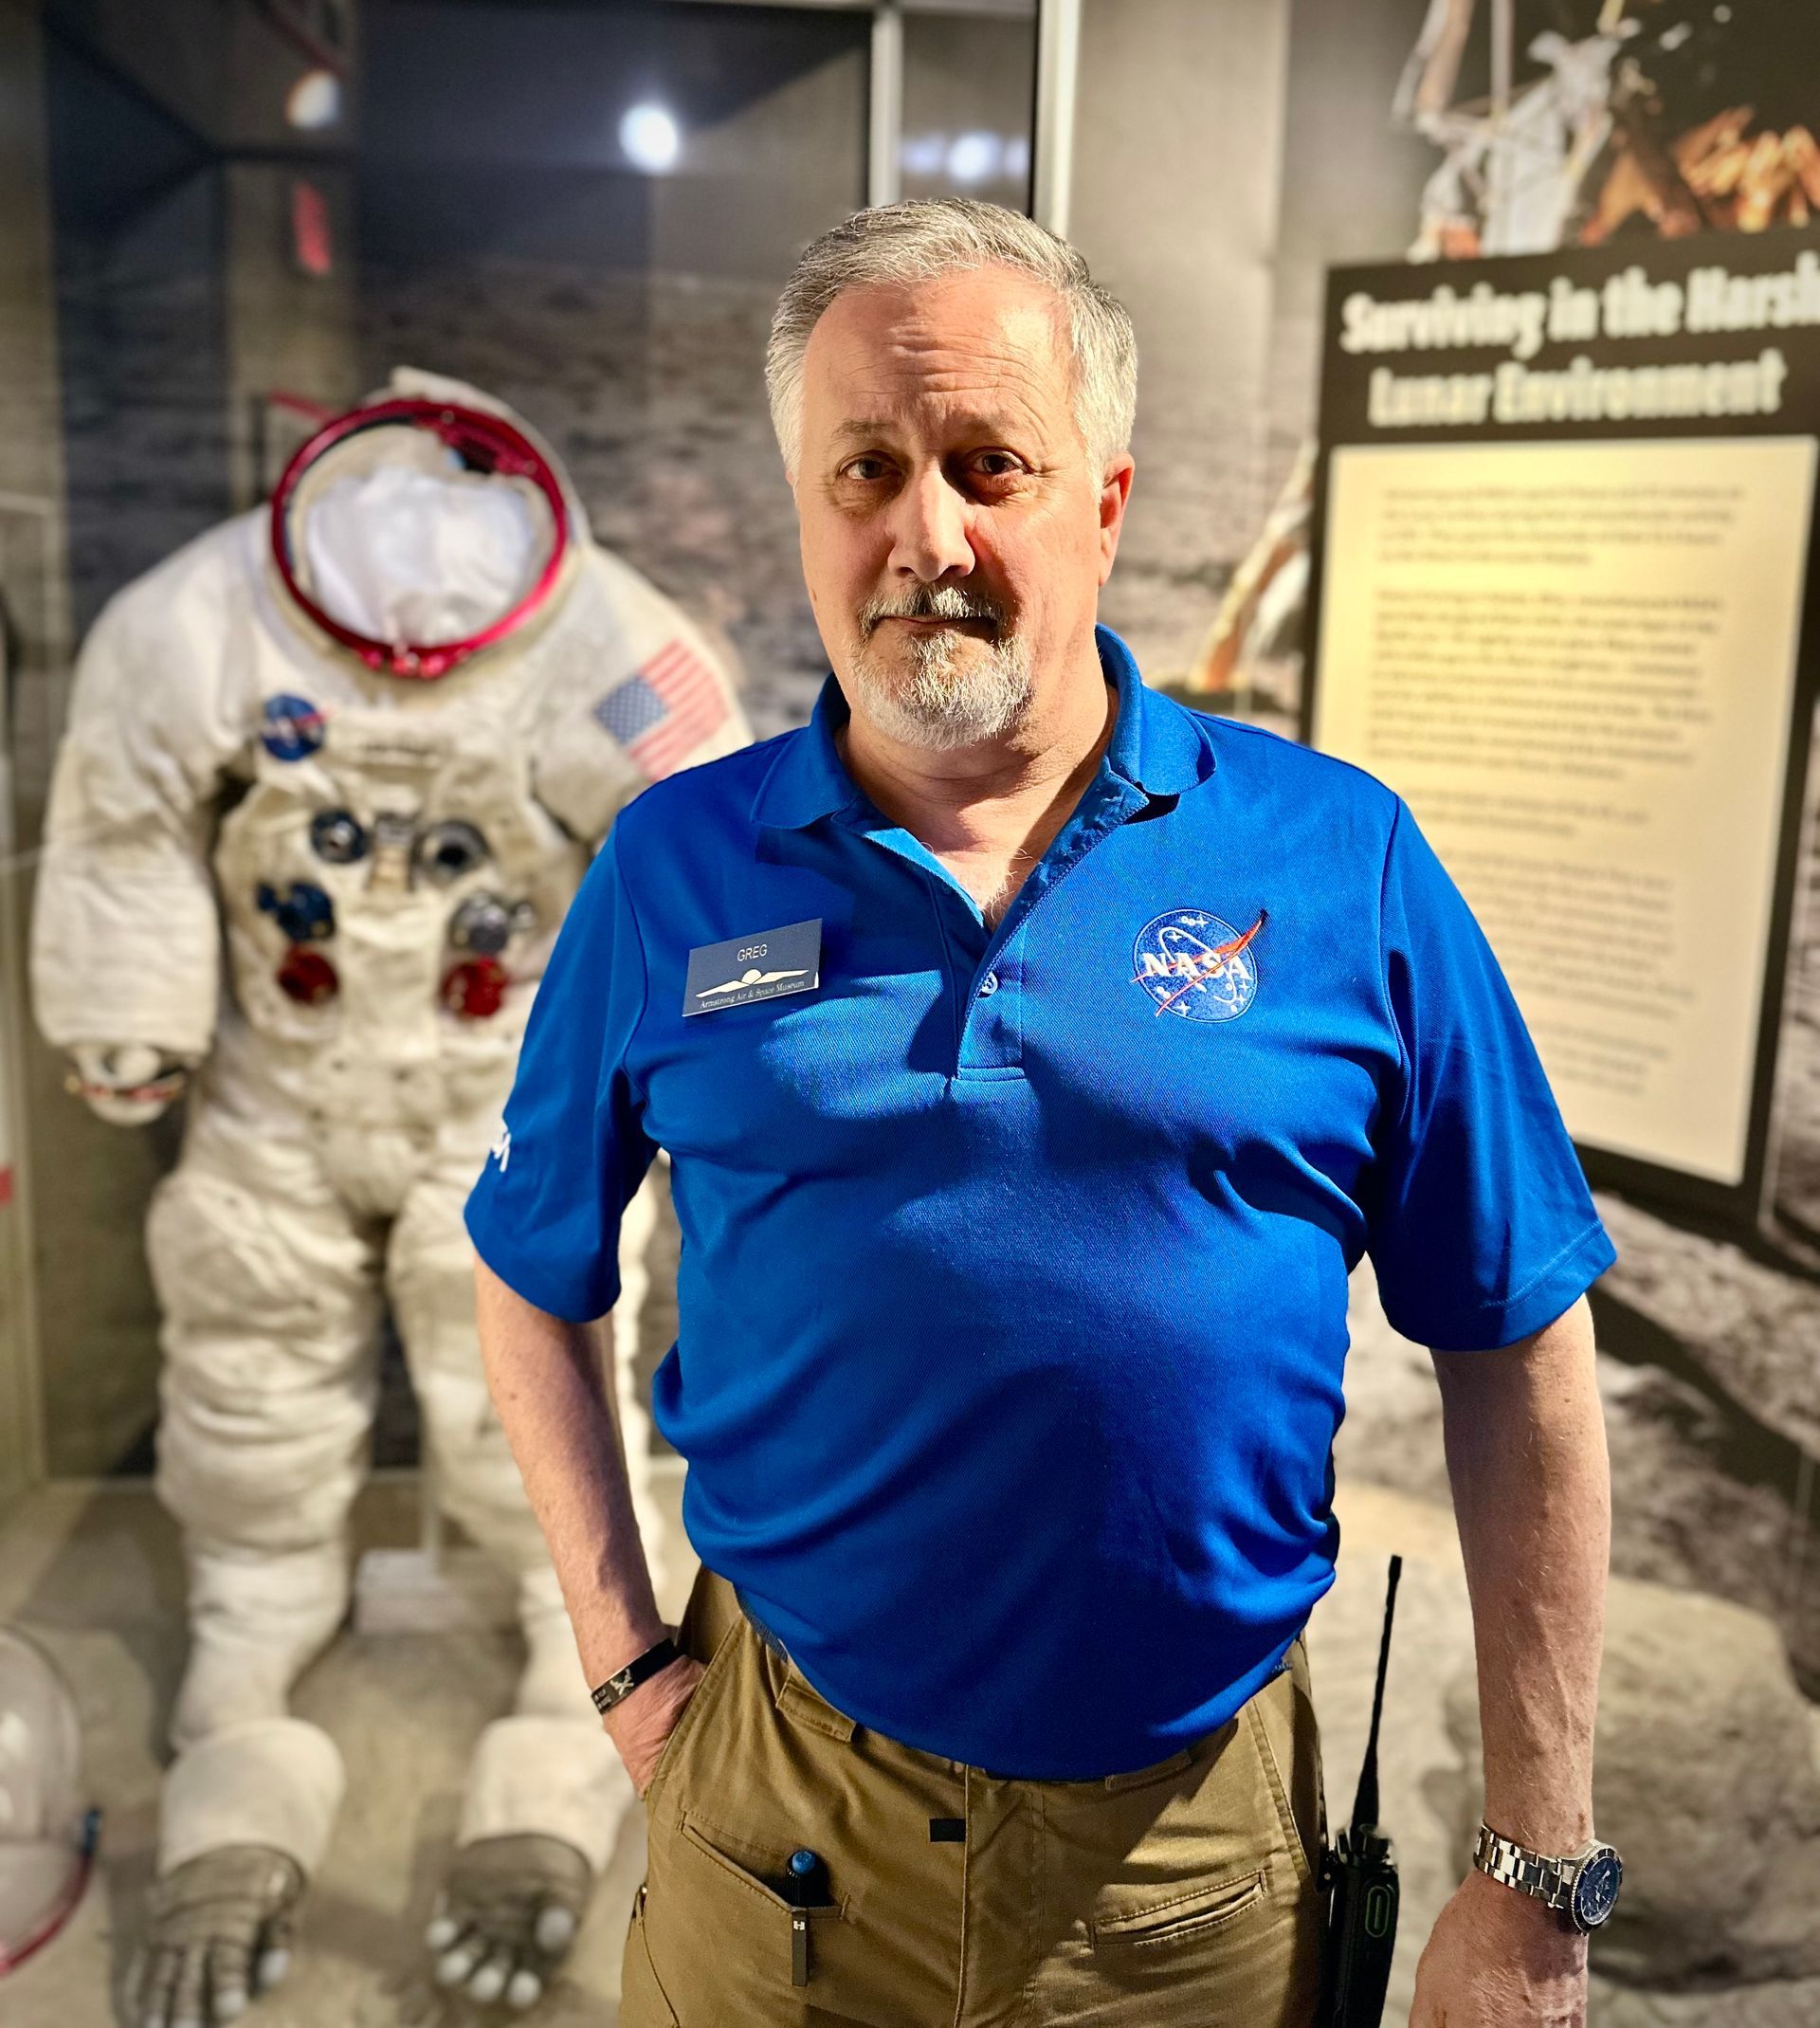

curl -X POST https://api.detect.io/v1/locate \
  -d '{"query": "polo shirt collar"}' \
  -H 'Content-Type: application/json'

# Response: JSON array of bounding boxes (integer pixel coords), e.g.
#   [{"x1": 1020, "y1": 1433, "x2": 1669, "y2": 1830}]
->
[
  {"x1": 1095, "y1": 623, "x2": 1212, "y2": 801},
  {"x1": 750, "y1": 622, "x2": 1213, "y2": 831}
]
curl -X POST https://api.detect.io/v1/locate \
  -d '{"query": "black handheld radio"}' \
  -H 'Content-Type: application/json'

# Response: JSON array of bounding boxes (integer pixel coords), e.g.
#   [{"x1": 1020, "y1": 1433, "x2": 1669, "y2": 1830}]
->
[{"x1": 1316, "y1": 1554, "x2": 1403, "y2": 2028}]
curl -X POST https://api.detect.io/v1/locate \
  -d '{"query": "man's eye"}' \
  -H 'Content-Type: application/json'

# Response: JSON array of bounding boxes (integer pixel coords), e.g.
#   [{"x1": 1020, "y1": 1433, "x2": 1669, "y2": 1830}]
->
[
  {"x1": 972, "y1": 452, "x2": 1024, "y2": 479},
  {"x1": 842, "y1": 457, "x2": 892, "y2": 482}
]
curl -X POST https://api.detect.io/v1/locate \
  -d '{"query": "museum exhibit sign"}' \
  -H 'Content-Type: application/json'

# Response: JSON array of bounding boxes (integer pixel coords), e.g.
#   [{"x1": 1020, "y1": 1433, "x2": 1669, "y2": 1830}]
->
[{"x1": 1306, "y1": 229, "x2": 1820, "y2": 1225}]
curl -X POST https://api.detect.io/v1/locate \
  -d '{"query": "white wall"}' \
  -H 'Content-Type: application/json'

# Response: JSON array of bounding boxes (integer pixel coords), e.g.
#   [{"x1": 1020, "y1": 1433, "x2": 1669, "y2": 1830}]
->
[{"x1": 1066, "y1": 0, "x2": 1294, "y2": 684}]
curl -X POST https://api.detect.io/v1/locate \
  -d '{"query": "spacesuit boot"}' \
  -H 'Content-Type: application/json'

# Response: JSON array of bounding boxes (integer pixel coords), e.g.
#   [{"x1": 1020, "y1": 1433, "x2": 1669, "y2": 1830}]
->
[
  {"x1": 135, "y1": 1550, "x2": 351, "y2": 2021},
  {"x1": 422, "y1": 1563, "x2": 636, "y2": 2009},
  {"x1": 136, "y1": 1844, "x2": 308, "y2": 2028},
  {"x1": 32, "y1": 371, "x2": 747, "y2": 2023}
]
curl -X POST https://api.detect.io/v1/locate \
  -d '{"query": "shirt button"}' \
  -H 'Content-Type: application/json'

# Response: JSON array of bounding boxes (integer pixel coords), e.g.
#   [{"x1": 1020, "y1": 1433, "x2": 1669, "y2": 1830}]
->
[{"x1": 978, "y1": 972, "x2": 1000, "y2": 998}]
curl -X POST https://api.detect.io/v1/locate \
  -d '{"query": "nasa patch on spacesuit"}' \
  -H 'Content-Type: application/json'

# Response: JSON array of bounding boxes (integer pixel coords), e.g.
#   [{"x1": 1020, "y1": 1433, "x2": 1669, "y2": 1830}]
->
[
  {"x1": 260, "y1": 694, "x2": 328, "y2": 763},
  {"x1": 1130, "y1": 906, "x2": 1266, "y2": 1023}
]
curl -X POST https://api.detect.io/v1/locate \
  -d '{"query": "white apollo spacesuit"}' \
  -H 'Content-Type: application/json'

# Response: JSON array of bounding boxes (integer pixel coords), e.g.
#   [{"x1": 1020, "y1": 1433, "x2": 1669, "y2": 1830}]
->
[{"x1": 31, "y1": 371, "x2": 746, "y2": 2017}]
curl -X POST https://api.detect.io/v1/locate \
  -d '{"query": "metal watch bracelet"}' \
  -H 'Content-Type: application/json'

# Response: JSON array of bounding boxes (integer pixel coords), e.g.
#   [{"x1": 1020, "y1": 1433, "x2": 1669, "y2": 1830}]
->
[
  {"x1": 590, "y1": 1634, "x2": 683, "y2": 1716},
  {"x1": 1473, "y1": 1820, "x2": 1624, "y2": 1933}
]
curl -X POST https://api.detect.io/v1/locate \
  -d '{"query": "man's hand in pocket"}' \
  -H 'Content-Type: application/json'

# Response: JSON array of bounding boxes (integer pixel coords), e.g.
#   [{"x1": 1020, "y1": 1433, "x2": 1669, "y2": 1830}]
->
[{"x1": 605, "y1": 1655, "x2": 707, "y2": 1797}]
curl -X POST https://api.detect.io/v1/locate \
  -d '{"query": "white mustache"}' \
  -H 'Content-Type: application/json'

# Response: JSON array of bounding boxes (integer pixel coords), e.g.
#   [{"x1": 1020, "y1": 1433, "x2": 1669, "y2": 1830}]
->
[{"x1": 859, "y1": 587, "x2": 1008, "y2": 634}]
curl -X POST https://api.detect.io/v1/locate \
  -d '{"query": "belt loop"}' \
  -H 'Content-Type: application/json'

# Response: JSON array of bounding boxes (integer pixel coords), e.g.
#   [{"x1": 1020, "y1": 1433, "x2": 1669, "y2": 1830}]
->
[
  {"x1": 686, "y1": 1564, "x2": 746, "y2": 1665},
  {"x1": 734, "y1": 1585, "x2": 857, "y2": 1741},
  {"x1": 1102, "y1": 1746, "x2": 1192, "y2": 1793},
  {"x1": 775, "y1": 1664, "x2": 858, "y2": 1743}
]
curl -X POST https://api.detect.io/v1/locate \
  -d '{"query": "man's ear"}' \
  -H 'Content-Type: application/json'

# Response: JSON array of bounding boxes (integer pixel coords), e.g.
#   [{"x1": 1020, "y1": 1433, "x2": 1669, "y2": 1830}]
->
[{"x1": 1098, "y1": 454, "x2": 1136, "y2": 584}]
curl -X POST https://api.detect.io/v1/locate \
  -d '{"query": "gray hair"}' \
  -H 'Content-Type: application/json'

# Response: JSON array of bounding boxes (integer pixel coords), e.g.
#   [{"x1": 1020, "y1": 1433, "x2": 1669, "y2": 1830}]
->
[{"x1": 766, "y1": 197, "x2": 1137, "y2": 478}]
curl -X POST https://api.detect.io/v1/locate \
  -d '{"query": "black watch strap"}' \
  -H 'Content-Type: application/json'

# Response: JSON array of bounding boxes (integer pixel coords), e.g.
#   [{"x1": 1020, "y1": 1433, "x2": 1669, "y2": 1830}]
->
[{"x1": 590, "y1": 1635, "x2": 683, "y2": 1715}]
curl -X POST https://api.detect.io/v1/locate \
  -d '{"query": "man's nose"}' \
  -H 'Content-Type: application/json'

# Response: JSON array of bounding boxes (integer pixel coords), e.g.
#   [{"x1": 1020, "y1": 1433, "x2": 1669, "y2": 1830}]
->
[{"x1": 886, "y1": 466, "x2": 975, "y2": 583}]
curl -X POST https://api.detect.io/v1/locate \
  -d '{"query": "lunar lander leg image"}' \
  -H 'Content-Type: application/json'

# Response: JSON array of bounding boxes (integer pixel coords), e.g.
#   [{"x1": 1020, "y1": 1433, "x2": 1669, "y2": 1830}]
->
[{"x1": 29, "y1": 371, "x2": 748, "y2": 2023}]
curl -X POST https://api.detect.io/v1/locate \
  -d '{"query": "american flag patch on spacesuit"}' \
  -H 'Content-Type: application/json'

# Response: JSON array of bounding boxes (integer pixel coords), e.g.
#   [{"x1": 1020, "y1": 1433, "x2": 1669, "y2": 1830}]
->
[{"x1": 593, "y1": 640, "x2": 727, "y2": 779}]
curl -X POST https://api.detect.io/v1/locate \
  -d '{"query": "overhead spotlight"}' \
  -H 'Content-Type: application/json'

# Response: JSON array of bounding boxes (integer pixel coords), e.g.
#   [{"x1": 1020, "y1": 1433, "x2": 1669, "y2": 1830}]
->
[
  {"x1": 946, "y1": 131, "x2": 1001, "y2": 186},
  {"x1": 285, "y1": 67, "x2": 342, "y2": 131},
  {"x1": 621, "y1": 102, "x2": 682, "y2": 174}
]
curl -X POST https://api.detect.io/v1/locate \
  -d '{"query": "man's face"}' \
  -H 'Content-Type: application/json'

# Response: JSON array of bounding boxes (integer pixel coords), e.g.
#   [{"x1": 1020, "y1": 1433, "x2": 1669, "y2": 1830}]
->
[{"x1": 792, "y1": 268, "x2": 1132, "y2": 752}]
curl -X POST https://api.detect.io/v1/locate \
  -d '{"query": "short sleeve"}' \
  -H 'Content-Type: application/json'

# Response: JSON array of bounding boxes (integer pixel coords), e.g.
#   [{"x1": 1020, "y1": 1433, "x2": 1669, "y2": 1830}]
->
[
  {"x1": 464, "y1": 825, "x2": 657, "y2": 1321},
  {"x1": 1365, "y1": 799, "x2": 1615, "y2": 1351}
]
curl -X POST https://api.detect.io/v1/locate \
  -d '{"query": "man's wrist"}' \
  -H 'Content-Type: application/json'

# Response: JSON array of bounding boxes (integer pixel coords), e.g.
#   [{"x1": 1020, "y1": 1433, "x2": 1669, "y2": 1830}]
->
[
  {"x1": 598, "y1": 1647, "x2": 699, "y2": 1763},
  {"x1": 1472, "y1": 1817, "x2": 1623, "y2": 1938},
  {"x1": 1459, "y1": 1863, "x2": 1590, "y2": 1953},
  {"x1": 589, "y1": 1630, "x2": 682, "y2": 1716},
  {"x1": 1479, "y1": 1795, "x2": 1593, "y2": 1857}
]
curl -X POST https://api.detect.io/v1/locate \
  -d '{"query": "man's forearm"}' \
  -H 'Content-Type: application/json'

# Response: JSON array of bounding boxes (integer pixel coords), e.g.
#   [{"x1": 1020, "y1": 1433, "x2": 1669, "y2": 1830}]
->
[
  {"x1": 1434, "y1": 1295, "x2": 1611, "y2": 1854},
  {"x1": 473, "y1": 1256, "x2": 666, "y2": 1688}
]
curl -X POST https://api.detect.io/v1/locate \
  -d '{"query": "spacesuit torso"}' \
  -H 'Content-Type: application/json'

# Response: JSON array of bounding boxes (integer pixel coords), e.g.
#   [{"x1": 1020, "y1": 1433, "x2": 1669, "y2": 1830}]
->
[{"x1": 36, "y1": 388, "x2": 743, "y2": 1172}]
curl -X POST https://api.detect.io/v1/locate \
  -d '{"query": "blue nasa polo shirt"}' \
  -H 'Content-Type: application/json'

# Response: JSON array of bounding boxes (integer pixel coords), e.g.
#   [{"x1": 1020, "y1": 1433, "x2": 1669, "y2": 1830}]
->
[{"x1": 467, "y1": 625, "x2": 1613, "y2": 1779}]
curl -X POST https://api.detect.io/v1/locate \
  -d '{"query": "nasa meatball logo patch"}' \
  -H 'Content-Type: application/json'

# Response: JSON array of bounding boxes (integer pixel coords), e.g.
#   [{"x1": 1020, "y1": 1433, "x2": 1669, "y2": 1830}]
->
[
  {"x1": 260, "y1": 693, "x2": 326, "y2": 762},
  {"x1": 1131, "y1": 907, "x2": 1265, "y2": 1023}
]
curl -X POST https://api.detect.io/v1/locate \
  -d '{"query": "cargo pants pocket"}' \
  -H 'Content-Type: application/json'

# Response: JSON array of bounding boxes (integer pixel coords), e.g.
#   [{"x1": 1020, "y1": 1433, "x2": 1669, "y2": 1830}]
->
[
  {"x1": 1039, "y1": 1671, "x2": 1323, "y2": 2024},
  {"x1": 641, "y1": 1814, "x2": 848, "y2": 2023}
]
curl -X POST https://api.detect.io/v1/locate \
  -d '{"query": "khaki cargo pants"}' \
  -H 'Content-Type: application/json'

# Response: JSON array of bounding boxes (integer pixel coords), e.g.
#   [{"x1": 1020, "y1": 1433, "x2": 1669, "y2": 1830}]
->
[{"x1": 621, "y1": 1567, "x2": 1324, "y2": 2026}]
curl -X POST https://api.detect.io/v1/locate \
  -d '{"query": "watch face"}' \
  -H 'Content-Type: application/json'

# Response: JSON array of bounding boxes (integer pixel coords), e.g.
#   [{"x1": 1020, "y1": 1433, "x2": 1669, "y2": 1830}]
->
[{"x1": 1572, "y1": 1849, "x2": 1623, "y2": 1931}]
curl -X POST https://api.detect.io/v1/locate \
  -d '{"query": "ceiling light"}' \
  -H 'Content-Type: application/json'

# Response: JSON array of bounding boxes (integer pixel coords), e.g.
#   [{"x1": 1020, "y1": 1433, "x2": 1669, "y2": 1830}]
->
[
  {"x1": 285, "y1": 68, "x2": 342, "y2": 131},
  {"x1": 946, "y1": 132, "x2": 1001, "y2": 185},
  {"x1": 621, "y1": 102, "x2": 682, "y2": 174}
]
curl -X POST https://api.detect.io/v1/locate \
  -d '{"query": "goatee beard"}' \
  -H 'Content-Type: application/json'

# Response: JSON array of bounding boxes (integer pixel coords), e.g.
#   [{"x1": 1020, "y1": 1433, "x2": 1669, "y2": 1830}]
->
[{"x1": 847, "y1": 586, "x2": 1032, "y2": 752}]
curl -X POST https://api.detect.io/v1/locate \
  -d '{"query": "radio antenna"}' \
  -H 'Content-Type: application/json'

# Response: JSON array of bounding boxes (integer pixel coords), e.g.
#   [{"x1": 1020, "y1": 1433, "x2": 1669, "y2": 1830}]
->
[{"x1": 1352, "y1": 1555, "x2": 1403, "y2": 1834}]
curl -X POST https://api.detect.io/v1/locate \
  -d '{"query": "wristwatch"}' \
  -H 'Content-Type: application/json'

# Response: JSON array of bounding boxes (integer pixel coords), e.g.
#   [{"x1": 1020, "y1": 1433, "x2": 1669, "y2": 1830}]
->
[
  {"x1": 1473, "y1": 1821, "x2": 1624, "y2": 1933},
  {"x1": 590, "y1": 1635, "x2": 683, "y2": 1716}
]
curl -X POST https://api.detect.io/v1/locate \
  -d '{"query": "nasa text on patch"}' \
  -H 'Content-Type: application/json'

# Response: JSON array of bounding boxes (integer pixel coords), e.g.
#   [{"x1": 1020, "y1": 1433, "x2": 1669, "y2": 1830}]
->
[
  {"x1": 1130, "y1": 907, "x2": 1265, "y2": 1023},
  {"x1": 683, "y1": 919, "x2": 822, "y2": 1016}
]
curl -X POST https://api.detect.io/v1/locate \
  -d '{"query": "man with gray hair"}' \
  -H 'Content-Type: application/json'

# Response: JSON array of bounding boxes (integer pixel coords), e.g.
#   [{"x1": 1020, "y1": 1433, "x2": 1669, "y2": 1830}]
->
[{"x1": 469, "y1": 198, "x2": 1618, "y2": 2025}]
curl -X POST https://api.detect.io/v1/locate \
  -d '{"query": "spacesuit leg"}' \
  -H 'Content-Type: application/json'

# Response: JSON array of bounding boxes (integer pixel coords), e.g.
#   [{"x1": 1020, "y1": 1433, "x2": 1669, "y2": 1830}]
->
[
  {"x1": 388, "y1": 1139, "x2": 656, "y2": 1877},
  {"x1": 391, "y1": 1136, "x2": 662, "y2": 2005},
  {"x1": 147, "y1": 1082, "x2": 383, "y2": 1864},
  {"x1": 611, "y1": 1161, "x2": 666, "y2": 1588}
]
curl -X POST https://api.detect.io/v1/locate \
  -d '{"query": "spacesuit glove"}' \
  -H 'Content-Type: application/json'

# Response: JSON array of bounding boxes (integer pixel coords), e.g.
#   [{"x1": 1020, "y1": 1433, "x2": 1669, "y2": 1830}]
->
[
  {"x1": 67, "y1": 1043, "x2": 196, "y2": 1125},
  {"x1": 135, "y1": 1845, "x2": 303, "y2": 2028},
  {"x1": 425, "y1": 1833, "x2": 593, "y2": 2011}
]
